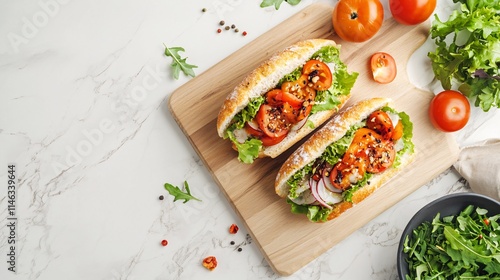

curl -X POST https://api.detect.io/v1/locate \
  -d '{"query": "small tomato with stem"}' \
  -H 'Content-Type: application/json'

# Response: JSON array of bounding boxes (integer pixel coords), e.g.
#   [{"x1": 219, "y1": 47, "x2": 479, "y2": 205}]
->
[{"x1": 429, "y1": 90, "x2": 470, "y2": 132}]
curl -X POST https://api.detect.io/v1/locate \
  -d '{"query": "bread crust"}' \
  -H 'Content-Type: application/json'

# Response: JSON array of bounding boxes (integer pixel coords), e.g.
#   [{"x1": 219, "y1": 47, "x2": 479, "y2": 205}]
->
[
  {"x1": 274, "y1": 97, "x2": 416, "y2": 221},
  {"x1": 216, "y1": 39, "x2": 348, "y2": 159}
]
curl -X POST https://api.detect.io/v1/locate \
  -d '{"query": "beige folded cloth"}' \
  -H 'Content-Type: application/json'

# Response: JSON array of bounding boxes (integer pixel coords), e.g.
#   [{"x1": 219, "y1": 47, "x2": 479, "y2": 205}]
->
[{"x1": 453, "y1": 138, "x2": 500, "y2": 201}]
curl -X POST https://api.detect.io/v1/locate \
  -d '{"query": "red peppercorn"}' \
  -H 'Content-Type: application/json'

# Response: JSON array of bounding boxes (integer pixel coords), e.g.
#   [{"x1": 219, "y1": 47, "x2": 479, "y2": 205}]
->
[
  {"x1": 161, "y1": 239, "x2": 168, "y2": 246},
  {"x1": 229, "y1": 224, "x2": 239, "y2": 234},
  {"x1": 217, "y1": 29, "x2": 222, "y2": 33},
  {"x1": 242, "y1": 31, "x2": 247, "y2": 36}
]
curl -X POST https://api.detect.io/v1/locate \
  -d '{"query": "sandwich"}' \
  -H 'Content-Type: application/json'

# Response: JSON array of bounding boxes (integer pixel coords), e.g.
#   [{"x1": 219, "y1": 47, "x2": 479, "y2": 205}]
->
[
  {"x1": 216, "y1": 39, "x2": 359, "y2": 163},
  {"x1": 275, "y1": 97, "x2": 415, "y2": 222}
]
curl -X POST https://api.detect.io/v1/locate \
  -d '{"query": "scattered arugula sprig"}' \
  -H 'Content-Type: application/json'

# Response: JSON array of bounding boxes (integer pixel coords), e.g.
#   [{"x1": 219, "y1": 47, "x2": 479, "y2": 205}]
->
[
  {"x1": 260, "y1": 0, "x2": 301, "y2": 10},
  {"x1": 164, "y1": 181, "x2": 202, "y2": 203},
  {"x1": 402, "y1": 205, "x2": 500, "y2": 279},
  {"x1": 164, "y1": 45, "x2": 198, "y2": 80}
]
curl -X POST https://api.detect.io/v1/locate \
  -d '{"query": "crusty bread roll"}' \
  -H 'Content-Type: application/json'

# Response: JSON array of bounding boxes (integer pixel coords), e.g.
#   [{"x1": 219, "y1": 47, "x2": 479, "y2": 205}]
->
[
  {"x1": 216, "y1": 39, "x2": 353, "y2": 160},
  {"x1": 275, "y1": 97, "x2": 416, "y2": 221}
]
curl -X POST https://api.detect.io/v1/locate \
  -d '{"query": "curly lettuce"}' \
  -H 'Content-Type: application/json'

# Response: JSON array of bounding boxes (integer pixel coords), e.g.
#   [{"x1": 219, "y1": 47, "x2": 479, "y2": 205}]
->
[
  {"x1": 286, "y1": 107, "x2": 414, "y2": 223},
  {"x1": 428, "y1": 0, "x2": 500, "y2": 111},
  {"x1": 224, "y1": 45, "x2": 358, "y2": 164}
]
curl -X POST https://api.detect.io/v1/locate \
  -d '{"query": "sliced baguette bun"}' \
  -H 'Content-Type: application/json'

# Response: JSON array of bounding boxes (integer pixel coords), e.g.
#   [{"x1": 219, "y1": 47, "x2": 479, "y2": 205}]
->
[
  {"x1": 216, "y1": 39, "x2": 350, "y2": 159},
  {"x1": 274, "y1": 97, "x2": 416, "y2": 220}
]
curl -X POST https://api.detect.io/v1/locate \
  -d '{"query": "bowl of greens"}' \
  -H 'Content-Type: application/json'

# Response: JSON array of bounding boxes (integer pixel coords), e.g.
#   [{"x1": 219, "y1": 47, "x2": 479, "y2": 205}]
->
[{"x1": 397, "y1": 192, "x2": 500, "y2": 279}]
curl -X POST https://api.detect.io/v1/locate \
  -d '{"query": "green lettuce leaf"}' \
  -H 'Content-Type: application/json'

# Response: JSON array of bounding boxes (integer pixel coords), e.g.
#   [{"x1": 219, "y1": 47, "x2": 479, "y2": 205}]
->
[{"x1": 428, "y1": 0, "x2": 500, "y2": 111}]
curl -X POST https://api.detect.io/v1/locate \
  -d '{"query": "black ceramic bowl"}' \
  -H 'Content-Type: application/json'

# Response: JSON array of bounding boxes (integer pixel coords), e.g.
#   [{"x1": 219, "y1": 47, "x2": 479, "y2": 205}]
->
[{"x1": 397, "y1": 192, "x2": 500, "y2": 279}]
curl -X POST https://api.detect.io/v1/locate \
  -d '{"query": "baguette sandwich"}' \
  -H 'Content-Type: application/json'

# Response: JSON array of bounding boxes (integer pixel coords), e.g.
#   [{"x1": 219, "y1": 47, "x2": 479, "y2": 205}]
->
[
  {"x1": 216, "y1": 39, "x2": 358, "y2": 163},
  {"x1": 275, "y1": 97, "x2": 415, "y2": 222}
]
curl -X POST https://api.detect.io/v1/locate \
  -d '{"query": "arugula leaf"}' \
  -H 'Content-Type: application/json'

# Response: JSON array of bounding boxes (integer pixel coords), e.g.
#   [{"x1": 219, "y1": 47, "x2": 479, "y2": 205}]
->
[
  {"x1": 164, "y1": 45, "x2": 198, "y2": 80},
  {"x1": 403, "y1": 205, "x2": 500, "y2": 279},
  {"x1": 428, "y1": 0, "x2": 500, "y2": 111},
  {"x1": 260, "y1": 0, "x2": 301, "y2": 10},
  {"x1": 164, "y1": 181, "x2": 202, "y2": 203}
]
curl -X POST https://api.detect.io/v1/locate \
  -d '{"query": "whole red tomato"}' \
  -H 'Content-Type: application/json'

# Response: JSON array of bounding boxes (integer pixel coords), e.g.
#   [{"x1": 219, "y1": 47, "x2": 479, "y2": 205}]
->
[
  {"x1": 332, "y1": 0, "x2": 384, "y2": 43},
  {"x1": 389, "y1": 0, "x2": 436, "y2": 25},
  {"x1": 429, "y1": 90, "x2": 470, "y2": 132}
]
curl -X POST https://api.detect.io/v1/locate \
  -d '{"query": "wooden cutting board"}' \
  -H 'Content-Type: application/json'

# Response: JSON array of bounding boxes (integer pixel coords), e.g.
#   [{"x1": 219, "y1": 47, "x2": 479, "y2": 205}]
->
[{"x1": 169, "y1": 3, "x2": 459, "y2": 276}]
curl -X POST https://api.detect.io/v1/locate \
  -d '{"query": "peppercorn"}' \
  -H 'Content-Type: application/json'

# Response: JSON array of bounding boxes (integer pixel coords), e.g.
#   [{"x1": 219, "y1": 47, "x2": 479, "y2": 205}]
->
[
  {"x1": 159, "y1": 195, "x2": 164, "y2": 200},
  {"x1": 217, "y1": 29, "x2": 222, "y2": 33},
  {"x1": 161, "y1": 239, "x2": 168, "y2": 246},
  {"x1": 234, "y1": 28, "x2": 239, "y2": 33},
  {"x1": 231, "y1": 24, "x2": 236, "y2": 29},
  {"x1": 219, "y1": 20, "x2": 225, "y2": 26},
  {"x1": 242, "y1": 31, "x2": 247, "y2": 36},
  {"x1": 202, "y1": 8, "x2": 207, "y2": 12},
  {"x1": 237, "y1": 248, "x2": 242, "y2": 252},
  {"x1": 230, "y1": 241, "x2": 235, "y2": 245}
]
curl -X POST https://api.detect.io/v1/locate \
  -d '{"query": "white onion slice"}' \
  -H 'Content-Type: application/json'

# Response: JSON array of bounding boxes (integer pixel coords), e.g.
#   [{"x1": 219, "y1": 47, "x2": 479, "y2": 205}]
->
[
  {"x1": 289, "y1": 188, "x2": 317, "y2": 205},
  {"x1": 247, "y1": 119, "x2": 261, "y2": 131},
  {"x1": 322, "y1": 168, "x2": 342, "y2": 193},
  {"x1": 317, "y1": 181, "x2": 343, "y2": 205},
  {"x1": 291, "y1": 116, "x2": 309, "y2": 132}
]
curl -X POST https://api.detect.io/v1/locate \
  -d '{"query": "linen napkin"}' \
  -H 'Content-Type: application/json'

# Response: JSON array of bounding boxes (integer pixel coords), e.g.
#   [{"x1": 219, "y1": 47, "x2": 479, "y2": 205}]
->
[{"x1": 453, "y1": 138, "x2": 500, "y2": 201}]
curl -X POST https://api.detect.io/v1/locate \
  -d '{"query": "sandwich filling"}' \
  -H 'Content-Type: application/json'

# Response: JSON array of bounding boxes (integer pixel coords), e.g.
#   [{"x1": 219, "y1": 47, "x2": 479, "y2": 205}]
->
[
  {"x1": 286, "y1": 107, "x2": 414, "y2": 222},
  {"x1": 224, "y1": 46, "x2": 359, "y2": 163}
]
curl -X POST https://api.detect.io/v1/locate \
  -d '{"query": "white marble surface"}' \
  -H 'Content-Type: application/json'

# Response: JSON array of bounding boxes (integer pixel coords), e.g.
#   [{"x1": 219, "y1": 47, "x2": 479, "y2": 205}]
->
[{"x1": 1, "y1": 0, "x2": 499, "y2": 279}]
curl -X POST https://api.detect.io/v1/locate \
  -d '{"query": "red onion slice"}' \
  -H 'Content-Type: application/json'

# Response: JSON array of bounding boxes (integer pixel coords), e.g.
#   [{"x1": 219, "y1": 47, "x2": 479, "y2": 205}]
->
[
  {"x1": 247, "y1": 119, "x2": 261, "y2": 131},
  {"x1": 309, "y1": 177, "x2": 332, "y2": 209}
]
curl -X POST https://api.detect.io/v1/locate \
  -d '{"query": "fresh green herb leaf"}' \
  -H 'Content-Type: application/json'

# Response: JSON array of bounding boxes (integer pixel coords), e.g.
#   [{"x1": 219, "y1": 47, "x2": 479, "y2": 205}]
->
[
  {"x1": 164, "y1": 181, "x2": 202, "y2": 203},
  {"x1": 164, "y1": 45, "x2": 198, "y2": 80},
  {"x1": 403, "y1": 205, "x2": 500, "y2": 279},
  {"x1": 428, "y1": 0, "x2": 500, "y2": 111},
  {"x1": 260, "y1": 0, "x2": 301, "y2": 10}
]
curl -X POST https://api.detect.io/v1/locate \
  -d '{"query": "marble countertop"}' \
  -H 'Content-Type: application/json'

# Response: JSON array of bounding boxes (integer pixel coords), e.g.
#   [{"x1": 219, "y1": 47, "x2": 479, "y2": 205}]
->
[{"x1": 1, "y1": 0, "x2": 499, "y2": 279}]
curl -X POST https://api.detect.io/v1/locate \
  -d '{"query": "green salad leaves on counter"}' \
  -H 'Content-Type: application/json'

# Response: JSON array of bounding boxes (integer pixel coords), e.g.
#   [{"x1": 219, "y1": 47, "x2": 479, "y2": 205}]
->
[
  {"x1": 428, "y1": 0, "x2": 500, "y2": 111},
  {"x1": 402, "y1": 205, "x2": 500, "y2": 279},
  {"x1": 164, "y1": 181, "x2": 202, "y2": 203},
  {"x1": 164, "y1": 45, "x2": 198, "y2": 80},
  {"x1": 260, "y1": 0, "x2": 301, "y2": 10}
]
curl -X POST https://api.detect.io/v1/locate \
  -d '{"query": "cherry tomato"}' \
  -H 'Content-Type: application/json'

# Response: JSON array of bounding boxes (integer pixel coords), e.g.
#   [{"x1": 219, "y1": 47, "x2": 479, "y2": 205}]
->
[
  {"x1": 366, "y1": 110, "x2": 394, "y2": 140},
  {"x1": 302, "y1": 60, "x2": 333, "y2": 90},
  {"x1": 265, "y1": 89, "x2": 283, "y2": 106},
  {"x1": 429, "y1": 90, "x2": 470, "y2": 132},
  {"x1": 260, "y1": 133, "x2": 288, "y2": 147},
  {"x1": 255, "y1": 104, "x2": 290, "y2": 138},
  {"x1": 389, "y1": 0, "x2": 436, "y2": 25},
  {"x1": 329, "y1": 159, "x2": 367, "y2": 190},
  {"x1": 365, "y1": 140, "x2": 395, "y2": 173},
  {"x1": 370, "y1": 52, "x2": 397, "y2": 84},
  {"x1": 332, "y1": 0, "x2": 384, "y2": 43},
  {"x1": 281, "y1": 78, "x2": 314, "y2": 108},
  {"x1": 391, "y1": 120, "x2": 404, "y2": 142}
]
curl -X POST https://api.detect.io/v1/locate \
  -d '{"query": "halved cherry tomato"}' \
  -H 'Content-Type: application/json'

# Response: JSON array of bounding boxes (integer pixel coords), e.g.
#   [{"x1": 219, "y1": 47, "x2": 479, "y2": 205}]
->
[
  {"x1": 260, "y1": 133, "x2": 288, "y2": 146},
  {"x1": 370, "y1": 52, "x2": 397, "y2": 84},
  {"x1": 365, "y1": 140, "x2": 396, "y2": 173},
  {"x1": 302, "y1": 60, "x2": 333, "y2": 91},
  {"x1": 391, "y1": 120, "x2": 403, "y2": 141},
  {"x1": 429, "y1": 90, "x2": 470, "y2": 132},
  {"x1": 266, "y1": 89, "x2": 283, "y2": 106},
  {"x1": 329, "y1": 159, "x2": 367, "y2": 190},
  {"x1": 281, "y1": 74, "x2": 316, "y2": 107},
  {"x1": 255, "y1": 104, "x2": 290, "y2": 138},
  {"x1": 389, "y1": 0, "x2": 436, "y2": 25},
  {"x1": 332, "y1": 0, "x2": 384, "y2": 43},
  {"x1": 366, "y1": 110, "x2": 394, "y2": 140}
]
